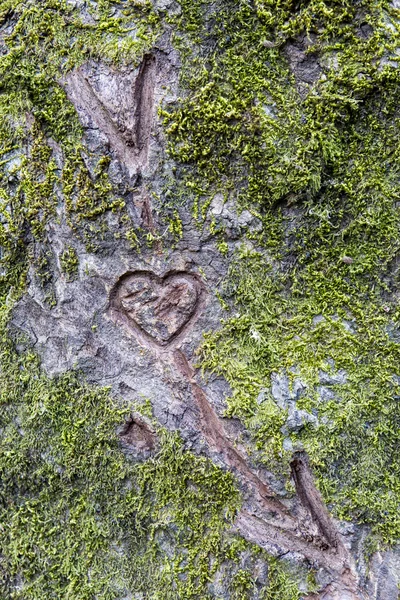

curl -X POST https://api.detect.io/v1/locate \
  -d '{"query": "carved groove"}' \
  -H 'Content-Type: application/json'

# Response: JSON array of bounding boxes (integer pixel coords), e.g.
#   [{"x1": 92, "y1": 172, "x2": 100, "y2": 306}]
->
[
  {"x1": 173, "y1": 349, "x2": 294, "y2": 522},
  {"x1": 63, "y1": 54, "x2": 157, "y2": 178},
  {"x1": 133, "y1": 54, "x2": 156, "y2": 155},
  {"x1": 291, "y1": 452, "x2": 342, "y2": 550},
  {"x1": 119, "y1": 415, "x2": 157, "y2": 457},
  {"x1": 111, "y1": 272, "x2": 362, "y2": 598},
  {"x1": 109, "y1": 270, "x2": 206, "y2": 350}
]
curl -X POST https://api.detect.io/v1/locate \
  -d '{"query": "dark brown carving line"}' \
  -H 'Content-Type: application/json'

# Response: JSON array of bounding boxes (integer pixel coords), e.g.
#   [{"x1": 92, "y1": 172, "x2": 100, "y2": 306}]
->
[
  {"x1": 109, "y1": 270, "x2": 206, "y2": 351},
  {"x1": 132, "y1": 54, "x2": 157, "y2": 158},
  {"x1": 110, "y1": 271, "x2": 364, "y2": 600}
]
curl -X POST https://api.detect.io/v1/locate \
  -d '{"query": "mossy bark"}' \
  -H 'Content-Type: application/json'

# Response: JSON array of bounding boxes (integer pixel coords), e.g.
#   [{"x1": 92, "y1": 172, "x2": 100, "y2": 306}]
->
[{"x1": 1, "y1": 1, "x2": 400, "y2": 599}]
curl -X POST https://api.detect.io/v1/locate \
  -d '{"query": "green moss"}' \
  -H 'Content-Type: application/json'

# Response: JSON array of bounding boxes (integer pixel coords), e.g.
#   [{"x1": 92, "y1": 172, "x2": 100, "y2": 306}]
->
[
  {"x1": 165, "y1": 0, "x2": 400, "y2": 212},
  {"x1": 262, "y1": 559, "x2": 302, "y2": 600},
  {"x1": 217, "y1": 240, "x2": 229, "y2": 256},
  {"x1": 60, "y1": 245, "x2": 79, "y2": 280},
  {"x1": 0, "y1": 315, "x2": 241, "y2": 598},
  {"x1": 125, "y1": 227, "x2": 140, "y2": 250},
  {"x1": 167, "y1": 209, "x2": 184, "y2": 240},
  {"x1": 230, "y1": 569, "x2": 254, "y2": 599},
  {"x1": 159, "y1": 0, "x2": 400, "y2": 546}
]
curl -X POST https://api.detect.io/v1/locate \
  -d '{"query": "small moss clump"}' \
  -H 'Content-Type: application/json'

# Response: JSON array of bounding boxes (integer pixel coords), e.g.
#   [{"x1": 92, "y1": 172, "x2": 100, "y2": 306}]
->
[{"x1": 60, "y1": 245, "x2": 79, "y2": 280}]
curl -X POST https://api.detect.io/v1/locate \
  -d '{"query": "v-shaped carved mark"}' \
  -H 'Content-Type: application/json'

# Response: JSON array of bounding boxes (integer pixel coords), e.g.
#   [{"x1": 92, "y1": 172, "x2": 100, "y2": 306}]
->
[{"x1": 63, "y1": 54, "x2": 157, "y2": 179}]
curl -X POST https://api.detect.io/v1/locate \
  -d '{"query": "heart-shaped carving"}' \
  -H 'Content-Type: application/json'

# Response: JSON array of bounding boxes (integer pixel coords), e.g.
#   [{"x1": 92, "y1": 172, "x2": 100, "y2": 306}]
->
[{"x1": 110, "y1": 271, "x2": 204, "y2": 348}]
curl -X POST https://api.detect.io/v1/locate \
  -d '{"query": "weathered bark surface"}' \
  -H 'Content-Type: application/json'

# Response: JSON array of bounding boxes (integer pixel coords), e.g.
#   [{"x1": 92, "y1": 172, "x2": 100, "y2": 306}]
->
[{"x1": 2, "y1": 1, "x2": 400, "y2": 599}]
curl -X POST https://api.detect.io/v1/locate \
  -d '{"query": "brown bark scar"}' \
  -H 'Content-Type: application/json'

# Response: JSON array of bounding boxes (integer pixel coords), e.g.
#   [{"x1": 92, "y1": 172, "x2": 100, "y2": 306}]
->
[
  {"x1": 290, "y1": 452, "x2": 343, "y2": 551},
  {"x1": 109, "y1": 272, "x2": 364, "y2": 598},
  {"x1": 62, "y1": 54, "x2": 157, "y2": 179}
]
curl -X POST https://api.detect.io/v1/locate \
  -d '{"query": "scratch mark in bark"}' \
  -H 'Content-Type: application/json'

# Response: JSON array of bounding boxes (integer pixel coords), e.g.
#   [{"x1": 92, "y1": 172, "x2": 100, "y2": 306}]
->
[
  {"x1": 132, "y1": 54, "x2": 156, "y2": 158},
  {"x1": 291, "y1": 452, "x2": 343, "y2": 551},
  {"x1": 173, "y1": 349, "x2": 295, "y2": 524}
]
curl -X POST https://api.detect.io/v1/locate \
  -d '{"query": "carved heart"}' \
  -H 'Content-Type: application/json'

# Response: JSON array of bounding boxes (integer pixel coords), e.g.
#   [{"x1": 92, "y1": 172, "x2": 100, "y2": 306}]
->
[{"x1": 112, "y1": 271, "x2": 202, "y2": 347}]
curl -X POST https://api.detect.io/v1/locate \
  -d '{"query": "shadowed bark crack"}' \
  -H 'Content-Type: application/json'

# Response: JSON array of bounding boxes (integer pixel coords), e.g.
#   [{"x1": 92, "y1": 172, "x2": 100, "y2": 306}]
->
[{"x1": 291, "y1": 452, "x2": 342, "y2": 550}]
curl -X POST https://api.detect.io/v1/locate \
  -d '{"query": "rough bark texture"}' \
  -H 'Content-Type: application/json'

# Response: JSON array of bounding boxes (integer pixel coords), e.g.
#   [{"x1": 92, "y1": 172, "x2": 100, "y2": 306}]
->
[{"x1": 1, "y1": 1, "x2": 400, "y2": 599}]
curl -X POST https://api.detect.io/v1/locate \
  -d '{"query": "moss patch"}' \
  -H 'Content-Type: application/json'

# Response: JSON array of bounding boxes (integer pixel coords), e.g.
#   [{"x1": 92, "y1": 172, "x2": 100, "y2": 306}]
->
[
  {"x1": 0, "y1": 343, "x2": 239, "y2": 598},
  {"x1": 60, "y1": 245, "x2": 79, "y2": 280},
  {"x1": 160, "y1": 0, "x2": 400, "y2": 546},
  {"x1": 0, "y1": 1, "x2": 309, "y2": 597}
]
